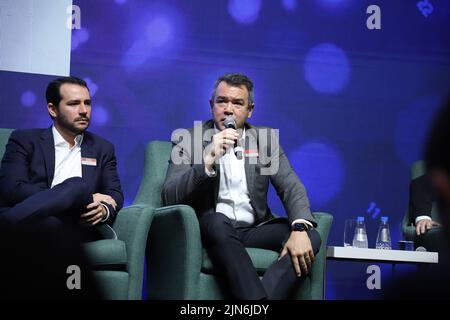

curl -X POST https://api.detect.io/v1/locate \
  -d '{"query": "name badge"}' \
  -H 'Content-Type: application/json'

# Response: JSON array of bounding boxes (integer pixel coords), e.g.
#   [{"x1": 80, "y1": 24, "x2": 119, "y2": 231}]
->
[
  {"x1": 81, "y1": 157, "x2": 97, "y2": 166},
  {"x1": 244, "y1": 149, "x2": 259, "y2": 157}
]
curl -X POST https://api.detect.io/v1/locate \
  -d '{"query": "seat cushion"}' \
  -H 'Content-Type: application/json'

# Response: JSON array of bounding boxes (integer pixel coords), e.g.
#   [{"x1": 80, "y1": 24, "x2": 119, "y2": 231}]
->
[
  {"x1": 91, "y1": 270, "x2": 130, "y2": 300},
  {"x1": 201, "y1": 248, "x2": 279, "y2": 275},
  {"x1": 82, "y1": 239, "x2": 127, "y2": 270}
]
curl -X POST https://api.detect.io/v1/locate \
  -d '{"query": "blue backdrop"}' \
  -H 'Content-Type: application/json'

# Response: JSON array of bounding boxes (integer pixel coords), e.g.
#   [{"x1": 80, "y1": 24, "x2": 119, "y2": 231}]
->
[{"x1": 0, "y1": 0, "x2": 449, "y2": 299}]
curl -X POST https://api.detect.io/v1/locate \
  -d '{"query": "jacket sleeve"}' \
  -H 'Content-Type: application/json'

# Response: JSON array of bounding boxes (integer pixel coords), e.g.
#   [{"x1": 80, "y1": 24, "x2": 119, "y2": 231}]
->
[
  {"x1": 162, "y1": 141, "x2": 213, "y2": 206},
  {"x1": 0, "y1": 131, "x2": 47, "y2": 206},
  {"x1": 98, "y1": 143, "x2": 124, "y2": 224},
  {"x1": 266, "y1": 129, "x2": 317, "y2": 227},
  {"x1": 409, "y1": 174, "x2": 435, "y2": 221}
]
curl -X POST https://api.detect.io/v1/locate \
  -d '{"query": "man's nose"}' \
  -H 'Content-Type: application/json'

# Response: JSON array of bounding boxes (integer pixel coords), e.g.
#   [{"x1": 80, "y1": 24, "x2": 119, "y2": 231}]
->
[
  {"x1": 79, "y1": 104, "x2": 88, "y2": 114},
  {"x1": 224, "y1": 102, "x2": 234, "y2": 115}
]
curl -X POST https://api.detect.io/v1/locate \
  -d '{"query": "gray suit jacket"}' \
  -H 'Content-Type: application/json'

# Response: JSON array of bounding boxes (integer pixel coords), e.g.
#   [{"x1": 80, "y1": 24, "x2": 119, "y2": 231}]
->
[{"x1": 162, "y1": 120, "x2": 316, "y2": 227}]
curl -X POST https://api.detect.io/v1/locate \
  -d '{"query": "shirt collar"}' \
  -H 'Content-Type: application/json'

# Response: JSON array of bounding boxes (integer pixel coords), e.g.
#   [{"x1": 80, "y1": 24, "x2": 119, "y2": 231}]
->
[{"x1": 52, "y1": 125, "x2": 83, "y2": 148}]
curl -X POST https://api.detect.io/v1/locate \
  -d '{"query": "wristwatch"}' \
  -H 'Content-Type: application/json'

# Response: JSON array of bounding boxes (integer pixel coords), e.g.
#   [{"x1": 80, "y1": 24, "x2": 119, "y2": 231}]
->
[{"x1": 292, "y1": 222, "x2": 308, "y2": 232}]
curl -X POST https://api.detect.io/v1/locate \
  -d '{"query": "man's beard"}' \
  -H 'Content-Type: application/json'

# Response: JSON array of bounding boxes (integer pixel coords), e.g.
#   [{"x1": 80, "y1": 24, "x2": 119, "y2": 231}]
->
[{"x1": 57, "y1": 114, "x2": 90, "y2": 134}]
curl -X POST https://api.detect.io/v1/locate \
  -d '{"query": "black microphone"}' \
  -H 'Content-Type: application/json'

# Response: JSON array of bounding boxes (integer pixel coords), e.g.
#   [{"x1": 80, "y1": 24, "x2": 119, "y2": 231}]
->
[{"x1": 223, "y1": 116, "x2": 243, "y2": 159}]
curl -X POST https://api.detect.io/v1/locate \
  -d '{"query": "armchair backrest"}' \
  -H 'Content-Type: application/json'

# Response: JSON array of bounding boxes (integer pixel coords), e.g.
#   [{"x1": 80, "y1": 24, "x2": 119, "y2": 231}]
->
[
  {"x1": 0, "y1": 128, "x2": 14, "y2": 160},
  {"x1": 411, "y1": 160, "x2": 426, "y2": 180},
  {"x1": 133, "y1": 140, "x2": 172, "y2": 208}
]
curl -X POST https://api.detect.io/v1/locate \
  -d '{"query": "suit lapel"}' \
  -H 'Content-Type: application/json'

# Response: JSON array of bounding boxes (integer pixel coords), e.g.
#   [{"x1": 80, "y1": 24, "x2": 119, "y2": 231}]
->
[
  {"x1": 244, "y1": 125, "x2": 257, "y2": 199},
  {"x1": 40, "y1": 128, "x2": 55, "y2": 188}
]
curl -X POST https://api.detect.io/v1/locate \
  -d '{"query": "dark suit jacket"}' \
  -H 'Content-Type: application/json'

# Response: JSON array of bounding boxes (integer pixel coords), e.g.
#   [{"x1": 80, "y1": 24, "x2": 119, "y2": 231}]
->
[
  {"x1": 409, "y1": 174, "x2": 436, "y2": 221},
  {"x1": 162, "y1": 120, "x2": 316, "y2": 227},
  {"x1": 0, "y1": 128, "x2": 123, "y2": 225}
]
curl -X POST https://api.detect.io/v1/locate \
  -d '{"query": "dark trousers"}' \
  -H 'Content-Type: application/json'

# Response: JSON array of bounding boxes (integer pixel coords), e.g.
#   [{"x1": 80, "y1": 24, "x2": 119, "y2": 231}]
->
[
  {"x1": 199, "y1": 212, "x2": 322, "y2": 300},
  {"x1": 0, "y1": 177, "x2": 102, "y2": 298},
  {"x1": 0, "y1": 177, "x2": 102, "y2": 240},
  {"x1": 0, "y1": 177, "x2": 92, "y2": 226}
]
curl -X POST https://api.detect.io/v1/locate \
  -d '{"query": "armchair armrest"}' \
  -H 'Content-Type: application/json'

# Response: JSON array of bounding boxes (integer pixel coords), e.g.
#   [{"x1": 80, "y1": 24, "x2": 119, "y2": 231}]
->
[
  {"x1": 309, "y1": 212, "x2": 333, "y2": 300},
  {"x1": 403, "y1": 225, "x2": 416, "y2": 241},
  {"x1": 112, "y1": 204, "x2": 155, "y2": 299},
  {"x1": 146, "y1": 204, "x2": 203, "y2": 300}
]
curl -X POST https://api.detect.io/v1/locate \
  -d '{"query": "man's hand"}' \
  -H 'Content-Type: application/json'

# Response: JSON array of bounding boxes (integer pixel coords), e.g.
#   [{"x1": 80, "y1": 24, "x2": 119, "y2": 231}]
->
[
  {"x1": 416, "y1": 219, "x2": 441, "y2": 235},
  {"x1": 93, "y1": 193, "x2": 117, "y2": 210},
  {"x1": 204, "y1": 128, "x2": 239, "y2": 171},
  {"x1": 279, "y1": 231, "x2": 314, "y2": 277},
  {"x1": 81, "y1": 200, "x2": 107, "y2": 226}
]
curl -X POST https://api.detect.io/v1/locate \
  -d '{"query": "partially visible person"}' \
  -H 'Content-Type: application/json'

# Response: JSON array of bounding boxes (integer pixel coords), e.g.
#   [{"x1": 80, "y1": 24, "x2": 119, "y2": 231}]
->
[
  {"x1": 383, "y1": 95, "x2": 450, "y2": 300},
  {"x1": 0, "y1": 76, "x2": 123, "y2": 234},
  {"x1": 410, "y1": 174, "x2": 441, "y2": 235},
  {"x1": 425, "y1": 95, "x2": 450, "y2": 248},
  {"x1": 0, "y1": 76, "x2": 123, "y2": 298}
]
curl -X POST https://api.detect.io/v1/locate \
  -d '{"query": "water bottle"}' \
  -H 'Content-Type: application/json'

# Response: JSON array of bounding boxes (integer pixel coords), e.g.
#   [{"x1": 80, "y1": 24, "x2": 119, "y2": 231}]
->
[
  {"x1": 376, "y1": 216, "x2": 392, "y2": 250},
  {"x1": 352, "y1": 216, "x2": 368, "y2": 248}
]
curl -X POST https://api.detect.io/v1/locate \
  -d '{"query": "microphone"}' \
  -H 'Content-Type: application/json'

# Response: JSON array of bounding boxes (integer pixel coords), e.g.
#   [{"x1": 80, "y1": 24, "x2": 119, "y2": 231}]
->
[{"x1": 223, "y1": 116, "x2": 243, "y2": 159}]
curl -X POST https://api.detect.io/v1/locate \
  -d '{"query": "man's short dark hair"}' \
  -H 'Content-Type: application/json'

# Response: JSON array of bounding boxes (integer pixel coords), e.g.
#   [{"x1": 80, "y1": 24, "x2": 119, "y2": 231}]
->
[
  {"x1": 211, "y1": 73, "x2": 254, "y2": 106},
  {"x1": 45, "y1": 76, "x2": 89, "y2": 107},
  {"x1": 425, "y1": 94, "x2": 450, "y2": 175}
]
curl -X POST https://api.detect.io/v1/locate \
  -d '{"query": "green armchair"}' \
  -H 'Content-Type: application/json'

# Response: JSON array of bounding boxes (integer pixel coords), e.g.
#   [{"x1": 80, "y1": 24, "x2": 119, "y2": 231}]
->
[
  {"x1": 402, "y1": 160, "x2": 445, "y2": 252},
  {"x1": 134, "y1": 140, "x2": 333, "y2": 300},
  {"x1": 0, "y1": 128, "x2": 153, "y2": 300}
]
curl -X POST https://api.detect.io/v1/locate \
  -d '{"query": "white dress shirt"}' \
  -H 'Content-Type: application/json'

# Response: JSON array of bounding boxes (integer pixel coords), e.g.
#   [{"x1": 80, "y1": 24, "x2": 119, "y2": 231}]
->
[
  {"x1": 415, "y1": 215, "x2": 432, "y2": 224},
  {"x1": 216, "y1": 130, "x2": 255, "y2": 225},
  {"x1": 50, "y1": 126, "x2": 109, "y2": 221},
  {"x1": 51, "y1": 126, "x2": 83, "y2": 188},
  {"x1": 206, "y1": 127, "x2": 312, "y2": 228}
]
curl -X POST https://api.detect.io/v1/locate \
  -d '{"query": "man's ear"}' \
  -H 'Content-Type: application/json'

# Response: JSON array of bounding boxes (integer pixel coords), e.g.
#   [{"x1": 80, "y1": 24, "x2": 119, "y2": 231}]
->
[
  {"x1": 209, "y1": 99, "x2": 214, "y2": 113},
  {"x1": 248, "y1": 104, "x2": 255, "y2": 118},
  {"x1": 47, "y1": 103, "x2": 57, "y2": 119}
]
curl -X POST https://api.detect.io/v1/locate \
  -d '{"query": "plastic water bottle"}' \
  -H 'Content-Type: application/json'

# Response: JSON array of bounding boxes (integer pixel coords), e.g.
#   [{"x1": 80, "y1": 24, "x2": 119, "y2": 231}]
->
[
  {"x1": 352, "y1": 216, "x2": 368, "y2": 248},
  {"x1": 376, "y1": 216, "x2": 392, "y2": 250}
]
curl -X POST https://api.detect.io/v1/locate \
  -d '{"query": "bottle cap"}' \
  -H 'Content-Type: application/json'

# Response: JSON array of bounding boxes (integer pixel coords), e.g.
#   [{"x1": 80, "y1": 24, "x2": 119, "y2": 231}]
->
[
  {"x1": 356, "y1": 216, "x2": 365, "y2": 222},
  {"x1": 381, "y1": 216, "x2": 388, "y2": 223}
]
